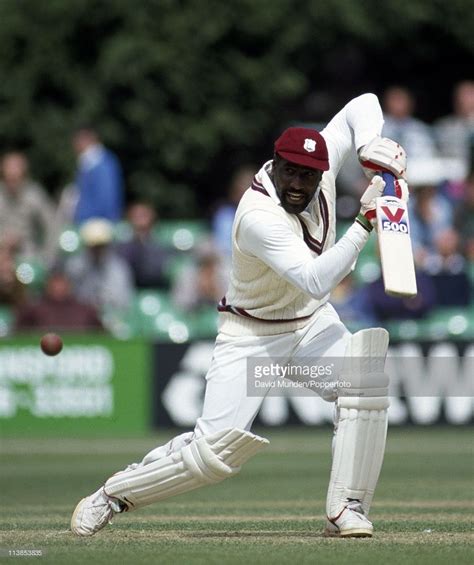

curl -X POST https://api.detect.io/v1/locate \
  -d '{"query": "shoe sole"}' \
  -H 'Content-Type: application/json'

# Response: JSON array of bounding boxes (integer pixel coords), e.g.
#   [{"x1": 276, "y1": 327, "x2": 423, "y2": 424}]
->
[
  {"x1": 340, "y1": 529, "x2": 373, "y2": 538},
  {"x1": 324, "y1": 527, "x2": 373, "y2": 538}
]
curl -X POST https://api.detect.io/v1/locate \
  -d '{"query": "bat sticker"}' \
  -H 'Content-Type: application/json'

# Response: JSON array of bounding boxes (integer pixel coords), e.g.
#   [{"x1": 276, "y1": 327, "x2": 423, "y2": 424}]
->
[
  {"x1": 381, "y1": 205, "x2": 405, "y2": 223},
  {"x1": 378, "y1": 200, "x2": 410, "y2": 234}
]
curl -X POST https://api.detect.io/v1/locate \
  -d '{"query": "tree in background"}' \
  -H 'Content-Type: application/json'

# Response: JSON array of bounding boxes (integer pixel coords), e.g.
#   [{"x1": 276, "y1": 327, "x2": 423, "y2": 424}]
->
[{"x1": 0, "y1": 0, "x2": 472, "y2": 217}]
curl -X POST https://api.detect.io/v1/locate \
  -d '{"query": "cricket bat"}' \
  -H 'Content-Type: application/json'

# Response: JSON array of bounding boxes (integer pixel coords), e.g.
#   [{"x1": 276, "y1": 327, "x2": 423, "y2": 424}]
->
[{"x1": 376, "y1": 172, "x2": 417, "y2": 297}]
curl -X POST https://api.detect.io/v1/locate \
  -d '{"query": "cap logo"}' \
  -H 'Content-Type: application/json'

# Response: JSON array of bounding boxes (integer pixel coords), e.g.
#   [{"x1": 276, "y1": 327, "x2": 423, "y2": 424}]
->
[{"x1": 304, "y1": 138, "x2": 316, "y2": 152}]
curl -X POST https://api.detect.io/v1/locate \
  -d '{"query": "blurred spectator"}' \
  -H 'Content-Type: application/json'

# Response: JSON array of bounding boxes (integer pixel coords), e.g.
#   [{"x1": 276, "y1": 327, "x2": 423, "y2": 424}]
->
[
  {"x1": 212, "y1": 165, "x2": 256, "y2": 258},
  {"x1": 367, "y1": 272, "x2": 437, "y2": 321},
  {"x1": 0, "y1": 245, "x2": 26, "y2": 306},
  {"x1": 15, "y1": 270, "x2": 103, "y2": 332},
  {"x1": 409, "y1": 183, "x2": 453, "y2": 266},
  {"x1": 116, "y1": 202, "x2": 170, "y2": 289},
  {"x1": 409, "y1": 176, "x2": 471, "y2": 307},
  {"x1": 434, "y1": 81, "x2": 474, "y2": 170},
  {"x1": 425, "y1": 228, "x2": 471, "y2": 307},
  {"x1": 0, "y1": 151, "x2": 56, "y2": 264},
  {"x1": 72, "y1": 127, "x2": 124, "y2": 225},
  {"x1": 382, "y1": 86, "x2": 437, "y2": 158},
  {"x1": 330, "y1": 274, "x2": 376, "y2": 326},
  {"x1": 54, "y1": 182, "x2": 79, "y2": 229},
  {"x1": 64, "y1": 218, "x2": 133, "y2": 312},
  {"x1": 172, "y1": 240, "x2": 228, "y2": 312},
  {"x1": 454, "y1": 172, "x2": 474, "y2": 261}
]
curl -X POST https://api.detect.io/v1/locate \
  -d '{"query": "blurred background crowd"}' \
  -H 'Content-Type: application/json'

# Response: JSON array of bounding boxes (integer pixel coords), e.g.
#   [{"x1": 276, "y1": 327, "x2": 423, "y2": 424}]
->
[
  {"x1": 0, "y1": 1, "x2": 472, "y2": 342},
  {"x1": 0, "y1": 79, "x2": 472, "y2": 341}
]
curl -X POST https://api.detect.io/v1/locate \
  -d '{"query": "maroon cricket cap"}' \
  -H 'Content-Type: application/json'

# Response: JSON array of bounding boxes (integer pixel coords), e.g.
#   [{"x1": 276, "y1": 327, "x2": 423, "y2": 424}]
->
[{"x1": 274, "y1": 127, "x2": 329, "y2": 171}]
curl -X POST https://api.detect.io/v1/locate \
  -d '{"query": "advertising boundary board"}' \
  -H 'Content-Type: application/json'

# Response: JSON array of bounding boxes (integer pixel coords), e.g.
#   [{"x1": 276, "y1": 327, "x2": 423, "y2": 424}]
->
[
  {"x1": 0, "y1": 335, "x2": 151, "y2": 436},
  {"x1": 1, "y1": 335, "x2": 471, "y2": 435},
  {"x1": 152, "y1": 340, "x2": 473, "y2": 427}
]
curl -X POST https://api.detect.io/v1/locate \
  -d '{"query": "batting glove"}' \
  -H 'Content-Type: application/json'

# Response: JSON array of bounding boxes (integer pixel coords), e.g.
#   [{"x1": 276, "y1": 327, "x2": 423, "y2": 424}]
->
[
  {"x1": 392, "y1": 177, "x2": 409, "y2": 203},
  {"x1": 355, "y1": 175, "x2": 386, "y2": 232},
  {"x1": 358, "y1": 137, "x2": 407, "y2": 179}
]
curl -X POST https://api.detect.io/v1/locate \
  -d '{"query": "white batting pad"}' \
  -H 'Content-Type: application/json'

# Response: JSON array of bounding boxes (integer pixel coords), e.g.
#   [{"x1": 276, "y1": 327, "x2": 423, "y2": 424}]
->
[
  {"x1": 327, "y1": 329, "x2": 389, "y2": 519},
  {"x1": 338, "y1": 328, "x2": 390, "y2": 399},
  {"x1": 104, "y1": 428, "x2": 269, "y2": 510}
]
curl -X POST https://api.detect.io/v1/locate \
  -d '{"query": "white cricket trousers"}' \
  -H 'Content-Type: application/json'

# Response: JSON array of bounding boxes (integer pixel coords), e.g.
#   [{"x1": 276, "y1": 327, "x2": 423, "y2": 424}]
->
[
  {"x1": 195, "y1": 303, "x2": 349, "y2": 436},
  {"x1": 139, "y1": 303, "x2": 349, "y2": 465}
]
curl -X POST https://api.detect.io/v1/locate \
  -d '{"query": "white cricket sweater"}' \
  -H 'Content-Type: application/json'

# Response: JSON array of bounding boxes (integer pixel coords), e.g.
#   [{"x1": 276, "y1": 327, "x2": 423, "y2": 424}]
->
[{"x1": 219, "y1": 93, "x2": 384, "y2": 336}]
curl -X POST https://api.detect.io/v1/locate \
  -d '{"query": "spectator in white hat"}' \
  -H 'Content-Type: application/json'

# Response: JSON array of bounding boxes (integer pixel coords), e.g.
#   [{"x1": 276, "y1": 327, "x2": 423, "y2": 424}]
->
[{"x1": 64, "y1": 218, "x2": 134, "y2": 313}]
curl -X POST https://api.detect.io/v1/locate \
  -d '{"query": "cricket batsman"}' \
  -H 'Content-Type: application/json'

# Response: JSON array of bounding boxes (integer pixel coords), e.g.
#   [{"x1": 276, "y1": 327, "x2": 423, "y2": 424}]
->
[{"x1": 71, "y1": 93, "x2": 408, "y2": 538}]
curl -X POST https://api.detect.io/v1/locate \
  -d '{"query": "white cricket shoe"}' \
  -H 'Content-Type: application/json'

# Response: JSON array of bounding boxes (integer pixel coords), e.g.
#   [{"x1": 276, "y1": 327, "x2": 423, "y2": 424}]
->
[
  {"x1": 324, "y1": 500, "x2": 373, "y2": 538},
  {"x1": 71, "y1": 486, "x2": 124, "y2": 536}
]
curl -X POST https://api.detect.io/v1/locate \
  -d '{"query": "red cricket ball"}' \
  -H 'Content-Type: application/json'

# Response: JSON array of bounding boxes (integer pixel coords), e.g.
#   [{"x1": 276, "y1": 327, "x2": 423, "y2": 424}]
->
[{"x1": 40, "y1": 333, "x2": 63, "y2": 356}]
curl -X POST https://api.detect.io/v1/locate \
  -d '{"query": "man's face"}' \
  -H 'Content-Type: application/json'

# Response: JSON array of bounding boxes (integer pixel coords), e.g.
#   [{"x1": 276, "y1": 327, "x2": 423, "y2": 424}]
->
[
  {"x1": 72, "y1": 130, "x2": 97, "y2": 156},
  {"x1": 128, "y1": 204, "x2": 155, "y2": 233},
  {"x1": 46, "y1": 274, "x2": 71, "y2": 301},
  {"x1": 384, "y1": 88, "x2": 413, "y2": 119},
  {"x1": 272, "y1": 156, "x2": 323, "y2": 214},
  {"x1": 1, "y1": 153, "x2": 28, "y2": 192}
]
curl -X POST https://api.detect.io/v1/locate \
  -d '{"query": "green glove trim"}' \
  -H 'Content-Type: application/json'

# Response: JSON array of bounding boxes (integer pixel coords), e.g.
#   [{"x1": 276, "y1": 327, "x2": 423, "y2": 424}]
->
[{"x1": 355, "y1": 213, "x2": 373, "y2": 233}]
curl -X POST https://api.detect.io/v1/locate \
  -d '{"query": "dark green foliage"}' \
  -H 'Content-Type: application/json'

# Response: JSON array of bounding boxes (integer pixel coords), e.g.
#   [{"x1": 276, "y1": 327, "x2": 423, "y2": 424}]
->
[{"x1": 0, "y1": 0, "x2": 472, "y2": 216}]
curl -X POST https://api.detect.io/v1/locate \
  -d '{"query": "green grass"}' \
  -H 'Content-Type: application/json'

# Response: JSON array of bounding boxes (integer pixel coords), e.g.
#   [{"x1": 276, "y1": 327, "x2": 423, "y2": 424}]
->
[{"x1": 1, "y1": 427, "x2": 472, "y2": 564}]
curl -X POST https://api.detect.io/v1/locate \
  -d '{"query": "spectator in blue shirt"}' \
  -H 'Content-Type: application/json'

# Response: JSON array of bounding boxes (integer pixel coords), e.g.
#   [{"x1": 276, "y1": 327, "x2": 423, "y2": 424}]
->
[{"x1": 72, "y1": 127, "x2": 124, "y2": 225}]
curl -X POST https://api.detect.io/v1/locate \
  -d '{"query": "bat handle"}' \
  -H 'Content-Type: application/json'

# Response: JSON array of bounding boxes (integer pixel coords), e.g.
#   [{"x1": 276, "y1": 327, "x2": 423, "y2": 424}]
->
[{"x1": 381, "y1": 172, "x2": 397, "y2": 197}]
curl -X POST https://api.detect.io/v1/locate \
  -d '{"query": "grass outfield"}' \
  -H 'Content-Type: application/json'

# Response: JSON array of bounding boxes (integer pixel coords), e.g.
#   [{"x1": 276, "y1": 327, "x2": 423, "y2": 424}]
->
[{"x1": 1, "y1": 427, "x2": 472, "y2": 565}]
